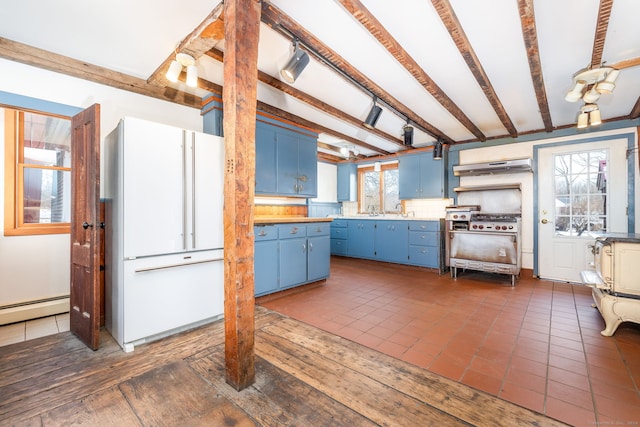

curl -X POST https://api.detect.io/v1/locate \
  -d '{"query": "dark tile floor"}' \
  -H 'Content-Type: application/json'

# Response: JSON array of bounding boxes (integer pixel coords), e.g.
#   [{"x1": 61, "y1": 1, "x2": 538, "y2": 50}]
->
[{"x1": 259, "y1": 256, "x2": 640, "y2": 427}]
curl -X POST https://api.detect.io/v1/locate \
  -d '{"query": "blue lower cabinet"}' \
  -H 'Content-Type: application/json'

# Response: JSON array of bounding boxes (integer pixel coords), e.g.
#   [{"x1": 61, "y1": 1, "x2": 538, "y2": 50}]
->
[
  {"x1": 255, "y1": 222, "x2": 331, "y2": 297},
  {"x1": 347, "y1": 221, "x2": 376, "y2": 259},
  {"x1": 279, "y1": 237, "x2": 308, "y2": 289},
  {"x1": 255, "y1": 240, "x2": 279, "y2": 295},
  {"x1": 407, "y1": 221, "x2": 443, "y2": 270},
  {"x1": 308, "y1": 235, "x2": 330, "y2": 281},
  {"x1": 254, "y1": 225, "x2": 279, "y2": 296},
  {"x1": 330, "y1": 219, "x2": 348, "y2": 256},
  {"x1": 408, "y1": 244, "x2": 438, "y2": 268},
  {"x1": 375, "y1": 220, "x2": 409, "y2": 263},
  {"x1": 340, "y1": 219, "x2": 444, "y2": 271}
]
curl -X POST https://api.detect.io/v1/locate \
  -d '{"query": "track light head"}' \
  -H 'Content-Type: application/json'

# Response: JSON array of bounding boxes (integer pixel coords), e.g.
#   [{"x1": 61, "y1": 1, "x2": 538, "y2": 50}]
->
[
  {"x1": 280, "y1": 39, "x2": 310, "y2": 83},
  {"x1": 364, "y1": 97, "x2": 382, "y2": 129},
  {"x1": 433, "y1": 139, "x2": 443, "y2": 160},
  {"x1": 403, "y1": 123, "x2": 414, "y2": 146}
]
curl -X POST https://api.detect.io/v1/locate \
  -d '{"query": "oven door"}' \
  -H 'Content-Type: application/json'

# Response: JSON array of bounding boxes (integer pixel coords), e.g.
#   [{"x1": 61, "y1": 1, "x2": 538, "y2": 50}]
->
[
  {"x1": 449, "y1": 231, "x2": 518, "y2": 265},
  {"x1": 594, "y1": 241, "x2": 613, "y2": 291}
]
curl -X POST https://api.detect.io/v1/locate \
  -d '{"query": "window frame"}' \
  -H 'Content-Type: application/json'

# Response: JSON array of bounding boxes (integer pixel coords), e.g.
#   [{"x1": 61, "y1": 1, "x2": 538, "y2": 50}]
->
[
  {"x1": 357, "y1": 163, "x2": 400, "y2": 214},
  {"x1": 4, "y1": 108, "x2": 71, "y2": 236}
]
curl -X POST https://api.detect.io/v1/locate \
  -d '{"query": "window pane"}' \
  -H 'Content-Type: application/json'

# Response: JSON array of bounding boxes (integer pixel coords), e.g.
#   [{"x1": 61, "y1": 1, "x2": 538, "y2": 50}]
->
[
  {"x1": 22, "y1": 112, "x2": 71, "y2": 167},
  {"x1": 553, "y1": 149, "x2": 608, "y2": 238},
  {"x1": 22, "y1": 167, "x2": 71, "y2": 224},
  {"x1": 363, "y1": 171, "x2": 380, "y2": 212},
  {"x1": 383, "y1": 169, "x2": 399, "y2": 212}
]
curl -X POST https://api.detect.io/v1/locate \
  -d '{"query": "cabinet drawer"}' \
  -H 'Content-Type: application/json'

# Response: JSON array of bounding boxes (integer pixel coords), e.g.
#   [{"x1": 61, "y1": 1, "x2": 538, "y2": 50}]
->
[
  {"x1": 279, "y1": 223, "x2": 307, "y2": 239},
  {"x1": 409, "y1": 231, "x2": 439, "y2": 247},
  {"x1": 254, "y1": 225, "x2": 278, "y2": 241},
  {"x1": 307, "y1": 223, "x2": 330, "y2": 236},
  {"x1": 330, "y1": 227, "x2": 348, "y2": 239},
  {"x1": 408, "y1": 245, "x2": 438, "y2": 268},
  {"x1": 331, "y1": 219, "x2": 348, "y2": 228},
  {"x1": 409, "y1": 221, "x2": 440, "y2": 232},
  {"x1": 331, "y1": 239, "x2": 348, "y2": 255}
]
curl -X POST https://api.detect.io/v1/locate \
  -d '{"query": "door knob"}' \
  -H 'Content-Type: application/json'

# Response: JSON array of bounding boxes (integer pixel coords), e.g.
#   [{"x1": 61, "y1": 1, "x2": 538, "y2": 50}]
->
[{"x1": 541, "y1": 218, "x2": 549, "y2": 224}]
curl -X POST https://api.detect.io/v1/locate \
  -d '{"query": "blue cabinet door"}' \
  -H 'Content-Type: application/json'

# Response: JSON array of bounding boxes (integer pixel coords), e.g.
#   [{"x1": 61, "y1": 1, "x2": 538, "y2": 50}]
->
[
  {"x1": 399, "y1": 153, "x2": 447, "y2": 199},
  {"x1": 337, "y1": 163, "x2": 357, "y2": 201},
  {"x1": 297, "y1": 136, "x2": 318, "y2": 197},
  {"x1": 255, "y1": 122, "x2": 277, "y2": 194},
  {"x1": 399, "y1": 154, "x2": 422, "y2": 199},
  {"x1": 279, "y1": 237, "x2": 308, "y2": 289},
  {"x1": 276, "y1": 131, "x2": 299, "y2": 196},
  {"x1": 255, "y1": 240, "x2": 279, "y2": 296},
  {"x1": 347, "y1": 220, "x2": 375, "y2": 259},
  {"x1": 308, "y1": 235, "x2": 330, "y2": 281},
  {"x1": 375, "y1": 221, "x2": 409, "y2": 263},
  {"x1": 421, "y1": 155, "x2": 445, "y2": 198}
]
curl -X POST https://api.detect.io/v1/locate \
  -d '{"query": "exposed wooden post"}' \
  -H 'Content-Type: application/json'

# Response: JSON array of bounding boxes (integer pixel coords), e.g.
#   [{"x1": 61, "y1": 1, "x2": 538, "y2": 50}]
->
[{"x1": 222, "y1": 0, "x2": 261, "y2": 391}]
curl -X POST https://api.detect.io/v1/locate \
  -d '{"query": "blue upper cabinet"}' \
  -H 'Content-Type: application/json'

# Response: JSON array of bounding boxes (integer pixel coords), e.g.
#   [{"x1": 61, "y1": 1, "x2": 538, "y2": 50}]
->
[
  {"x1": 398, "y1": 151, "x2": 448, "y2": 199},
  {"x1": 257, "y1": 119, "x2": 317, "y2": 198},
  {"x1": 255, "y1": 122, "x2": 278, "y2": 194},
  {"x1": 201, "y1": 98, "x2": 318, "y2": 198},
  {"x1": 337, "y1": 163, "x2": 357, "y2": 202}
]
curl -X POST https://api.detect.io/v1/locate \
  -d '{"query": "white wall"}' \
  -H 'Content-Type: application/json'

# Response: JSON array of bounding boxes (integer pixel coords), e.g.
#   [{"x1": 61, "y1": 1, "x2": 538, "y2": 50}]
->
[
  {"x1": 313, "y1": 162, "x2": 337, "y2": 203},
  {"x1": 457, "y1": 127, "x2": 639, "y2": 270},
  {"x1": 0, "y1": 59, "x2": 204, "y2": 311}
]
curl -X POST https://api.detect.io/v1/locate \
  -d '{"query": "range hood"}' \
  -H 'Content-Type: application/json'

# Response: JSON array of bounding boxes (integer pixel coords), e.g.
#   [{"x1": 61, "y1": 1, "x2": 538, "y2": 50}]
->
[{"x1": 453, "y1": 158, "x2": 532, "y2": 176}]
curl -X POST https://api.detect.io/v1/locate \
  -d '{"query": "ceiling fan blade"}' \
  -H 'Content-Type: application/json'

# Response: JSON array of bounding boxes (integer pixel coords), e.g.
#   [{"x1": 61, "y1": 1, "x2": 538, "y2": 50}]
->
[{"x1": 608, "y1": 57, "x2": 640, "y2": 69}]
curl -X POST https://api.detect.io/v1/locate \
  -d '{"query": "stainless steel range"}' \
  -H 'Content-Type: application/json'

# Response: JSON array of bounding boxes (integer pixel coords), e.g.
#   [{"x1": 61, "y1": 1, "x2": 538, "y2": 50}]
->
[{"x1": 445, "y1": 207, "x2": 522, "y2": 286}]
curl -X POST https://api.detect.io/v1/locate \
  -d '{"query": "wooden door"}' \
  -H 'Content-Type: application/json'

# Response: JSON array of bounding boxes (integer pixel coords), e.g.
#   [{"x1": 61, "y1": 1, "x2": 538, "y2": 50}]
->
[{"x1": 70, "y1": 104, "x2": 101, "y2": 350}]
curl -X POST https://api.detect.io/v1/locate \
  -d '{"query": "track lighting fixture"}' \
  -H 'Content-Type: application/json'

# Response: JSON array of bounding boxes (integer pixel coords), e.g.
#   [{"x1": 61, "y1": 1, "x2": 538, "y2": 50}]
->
[
  {"x1": 166, "y1": 53, "x2": 198, "y2": 87},
  {"x1": 364, "y1": 97, "x2": 382, "y2": 129},
  {"x1": 403, "y1": 120, "x2": 414, "y2": 146},
  {"x1": 433, "y1": 139, "x2": 443, "y2": 160},
  {"x1": 280, "y1": 39, "x2": 310, "y2": 84}
]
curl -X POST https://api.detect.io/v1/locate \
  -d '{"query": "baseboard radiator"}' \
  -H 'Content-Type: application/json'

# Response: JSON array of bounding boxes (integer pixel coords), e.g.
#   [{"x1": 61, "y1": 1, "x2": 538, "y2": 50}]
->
[{"x1": 0, "y1": 296, "x2": 70, "y2": 325}]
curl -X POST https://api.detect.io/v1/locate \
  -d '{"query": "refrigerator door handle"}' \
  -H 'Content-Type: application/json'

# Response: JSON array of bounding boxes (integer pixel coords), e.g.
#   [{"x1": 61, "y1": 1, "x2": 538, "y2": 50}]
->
[
  {"x1": 191, "y1": 132, "x2": 197, "y2": 249},
  {"x1": 134, "y1": 257, "x2": 223, "y2": 273},
  {"x1": 182, "y1": 131, "x2": 188, "y2": 250}
]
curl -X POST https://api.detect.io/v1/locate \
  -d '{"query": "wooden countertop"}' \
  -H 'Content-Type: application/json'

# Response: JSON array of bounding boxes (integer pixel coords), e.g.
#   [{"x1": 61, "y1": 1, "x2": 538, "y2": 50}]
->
[{"x1": 254, "y1": 217, "x2": 333, "y2": 224}]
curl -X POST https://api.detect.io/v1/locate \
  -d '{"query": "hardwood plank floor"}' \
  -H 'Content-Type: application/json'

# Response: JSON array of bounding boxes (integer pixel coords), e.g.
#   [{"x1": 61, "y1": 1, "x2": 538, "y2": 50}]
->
[{"x1": 0, "y1": 307, "x2": 567, "y2": 426}]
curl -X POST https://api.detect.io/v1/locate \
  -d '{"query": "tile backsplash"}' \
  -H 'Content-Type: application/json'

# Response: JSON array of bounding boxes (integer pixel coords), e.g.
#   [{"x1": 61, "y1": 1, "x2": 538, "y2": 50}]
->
[{"x1": 341, "y1": 199, "x2": 453, "y2": 218}]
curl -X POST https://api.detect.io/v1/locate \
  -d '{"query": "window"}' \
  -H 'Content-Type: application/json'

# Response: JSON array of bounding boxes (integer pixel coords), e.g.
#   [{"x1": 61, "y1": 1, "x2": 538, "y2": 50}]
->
[
  {"x1": 358, "y1": 163, "x2": 400, "y2": 214},
  {"x1": 553, "y1": 149, "x2": 608, "y2": 236},
  {"x1": 4, "y1": 108, "x2": 72, "y2": 235}
]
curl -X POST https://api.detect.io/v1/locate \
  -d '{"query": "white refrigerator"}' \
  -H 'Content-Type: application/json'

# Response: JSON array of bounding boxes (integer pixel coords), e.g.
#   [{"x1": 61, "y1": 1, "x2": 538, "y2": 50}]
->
[{"x1": 105, "y1": 117, "x2": 224, "y2": 352}]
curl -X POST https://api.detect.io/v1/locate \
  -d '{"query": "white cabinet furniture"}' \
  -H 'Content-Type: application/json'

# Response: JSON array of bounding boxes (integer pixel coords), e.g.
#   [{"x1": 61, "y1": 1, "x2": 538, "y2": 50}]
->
[{"x1": 105, "y1": 117, "x2": 224, "y2": 352}]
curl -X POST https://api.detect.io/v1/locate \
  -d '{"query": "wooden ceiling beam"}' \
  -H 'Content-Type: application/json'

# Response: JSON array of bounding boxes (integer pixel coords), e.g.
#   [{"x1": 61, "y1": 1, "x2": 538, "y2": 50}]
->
[
  {"x1": 431, "y1": 0, "x2": 518, "y2": 138},
  {"x1": 147, "y1": 2, "x2": 225, "y2": 87},
  {"x1": 630, "y1": 97, "x2": 640, "y2": 120},
  {"x1": 590, "y1": 0, "x2": 614, "y2": 69},
  {"x1": 518, "y1": 0, "x2": 553, "y2": 132},
  {"x1": 260, "y1": 1, "x2": 453, "y2": 145},
  {"x1": 608, "y1": 57, "x2": 640, "y2": 70},
  {"x1": 338, "y1": 0, "x2": 486, "y2": 142},
  {"x1": 0, "y1": 37, "x2": 201, "y2": 108}
]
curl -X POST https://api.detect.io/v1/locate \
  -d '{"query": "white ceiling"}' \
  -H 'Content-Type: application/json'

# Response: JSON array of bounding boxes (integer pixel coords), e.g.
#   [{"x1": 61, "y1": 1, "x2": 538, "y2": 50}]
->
[{"x1": 1, "y1": 0, "x2": 639, "y2": 158}]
